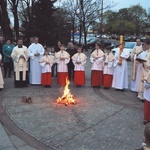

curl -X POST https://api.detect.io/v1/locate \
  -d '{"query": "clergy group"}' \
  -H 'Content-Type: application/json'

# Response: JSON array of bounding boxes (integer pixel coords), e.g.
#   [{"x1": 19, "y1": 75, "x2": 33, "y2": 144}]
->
[{"x1": 0, "y1": 37, "x2": 150, "y2": 125}]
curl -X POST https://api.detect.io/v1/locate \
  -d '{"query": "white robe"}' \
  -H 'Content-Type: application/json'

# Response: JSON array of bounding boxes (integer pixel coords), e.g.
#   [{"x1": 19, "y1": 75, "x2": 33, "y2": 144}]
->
[
  {"x1": 28, "y1": 43, "x2": 44, "y2": 84},
  {"x1": 131, "y1": 51, "x2": 147, "y2": 92},
  {"x1": 0, "y1": 54, "x2": 4, "y2": 89},
  {"x1": 73, "y1": 55, "x2": 86, "y2": 71},
  {"x1": 112, "y1": 48, "x2": 129, "y2": 89}
]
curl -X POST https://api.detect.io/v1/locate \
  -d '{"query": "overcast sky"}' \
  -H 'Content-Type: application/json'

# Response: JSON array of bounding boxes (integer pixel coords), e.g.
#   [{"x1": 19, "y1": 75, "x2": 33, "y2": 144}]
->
[{"x1": 112, "y1": 0, "x2": 150, "y2": 12}]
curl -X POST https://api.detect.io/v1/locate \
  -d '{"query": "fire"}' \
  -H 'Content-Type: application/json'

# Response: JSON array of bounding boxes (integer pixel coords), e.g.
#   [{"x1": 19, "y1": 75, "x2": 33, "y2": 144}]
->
[{"x1": 56, "y1": 78, "x2": 76, "y2": 106}]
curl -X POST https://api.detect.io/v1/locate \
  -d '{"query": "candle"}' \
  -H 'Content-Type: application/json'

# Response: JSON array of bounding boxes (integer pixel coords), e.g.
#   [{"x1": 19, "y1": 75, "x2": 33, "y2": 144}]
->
[{"x1": 120, "y1": 35, "x2": 123, "y2": 44}]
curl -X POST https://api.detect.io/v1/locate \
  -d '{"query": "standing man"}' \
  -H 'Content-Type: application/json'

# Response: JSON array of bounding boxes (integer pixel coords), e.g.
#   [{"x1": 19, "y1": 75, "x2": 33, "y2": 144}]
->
[
  {"x1": 28, "y1": 37, "x2": 44, "y2": 85},
  {"x1": 11, "y1": 38, "x2": 29, "y2": 88},
  {"x1": 112, "y1": 43, "x2": 130, "y2": 90},
  {"x1": 90, "y1": 42, "x2": 104, "y2": 88},
  {"x1": 3, "y1": 39, "x2": 14, "y2": 78},
  {"x1": 66, "y1": 42, "x2": 77, "y2": 80},
  {"x1": 136, "y1": 44, "x2": 148, "y2": 100},
  {"x1": 130, "y1": 38, "x2": 143, "y2": 92}
]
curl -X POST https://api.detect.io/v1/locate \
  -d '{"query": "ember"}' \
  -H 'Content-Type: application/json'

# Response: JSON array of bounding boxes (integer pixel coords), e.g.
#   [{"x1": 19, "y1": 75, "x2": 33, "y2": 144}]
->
[{"x1": 56, "y1": 78, "x2": 76, "y2": 106}]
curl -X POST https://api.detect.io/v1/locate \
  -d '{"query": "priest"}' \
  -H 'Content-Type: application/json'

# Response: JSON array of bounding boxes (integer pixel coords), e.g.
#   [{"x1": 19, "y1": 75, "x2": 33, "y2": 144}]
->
[
  {"x1": 11, "y1": 39, "x2": 29, "y2": 88},
  {"x1": 130, "y1": 38, "x2": 143, "y2": 92},
  {"x1": 28, "y1": 37, "x2": 44, "y2": 85}
]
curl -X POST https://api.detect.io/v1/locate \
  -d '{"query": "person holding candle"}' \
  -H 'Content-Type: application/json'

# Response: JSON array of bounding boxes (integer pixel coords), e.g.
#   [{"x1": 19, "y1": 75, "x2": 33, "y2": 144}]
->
[
  {"x1": 103, "y1": 46, "x2": 114, "y2": 88},
  {"x1": 112, "y1": 42, "x2": 130, "y2": 91},
  {"x1": 90, "y1": 42, "x2": 104, "y2": 88},
  {"x1": 55, "y1": 44, "x2": 70, "y2": 86},
  {"x1": 72, "y1": 45, "x2": 87, "y2": 86}
]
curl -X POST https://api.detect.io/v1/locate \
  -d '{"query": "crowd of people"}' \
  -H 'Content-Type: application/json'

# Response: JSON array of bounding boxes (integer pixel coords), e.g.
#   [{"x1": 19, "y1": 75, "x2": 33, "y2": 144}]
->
[
  {"x1": 0, "y1": 37, "x2": 150, "y2": 122},
  {"x1": 0, "y1": 36, "x2": 150, "y2": 149}
]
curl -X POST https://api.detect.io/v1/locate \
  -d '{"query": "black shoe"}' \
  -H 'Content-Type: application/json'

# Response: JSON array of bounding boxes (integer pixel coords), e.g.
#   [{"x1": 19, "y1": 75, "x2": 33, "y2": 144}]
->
[
  {"x1": 8, "y1": 75, "x2": 11, "y2": 78},
  {"x1": 143, "y1": 120, "x2": 150, "y2": 125}
]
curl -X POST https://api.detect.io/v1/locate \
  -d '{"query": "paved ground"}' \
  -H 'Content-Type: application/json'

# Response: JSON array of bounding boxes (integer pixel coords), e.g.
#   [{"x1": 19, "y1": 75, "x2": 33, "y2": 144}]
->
[{"x1": 0, "y1": 51, "x2": 145, "y2": 150}]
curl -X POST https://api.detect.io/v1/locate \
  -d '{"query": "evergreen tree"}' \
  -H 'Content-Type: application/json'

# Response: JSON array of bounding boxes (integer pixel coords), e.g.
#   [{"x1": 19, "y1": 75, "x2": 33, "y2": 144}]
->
[{"x1": 26, "y1": 0, "x2": 57, "y2": 45}]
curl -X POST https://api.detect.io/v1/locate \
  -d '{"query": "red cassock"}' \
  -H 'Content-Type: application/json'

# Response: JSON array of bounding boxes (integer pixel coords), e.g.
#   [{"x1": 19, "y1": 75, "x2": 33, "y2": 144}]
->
[
  {"x1": 74, "y1": 71, "x2": 85, "y2": 86},
  {"x1": 91, "y1": 70, "x2": 103, "y2": 87},
  {"x1": 41, "y1": 73, "x2": 52, "y2": 86},
  {"x1": 144, "y1": 100, "x2": 150, "y2": 121},
  {"x1": 57, "y1": 72, "x2": 68, "y2": 86},
  {"x1": 103, "y1": 74, "x2": 113, "y2": 88}
]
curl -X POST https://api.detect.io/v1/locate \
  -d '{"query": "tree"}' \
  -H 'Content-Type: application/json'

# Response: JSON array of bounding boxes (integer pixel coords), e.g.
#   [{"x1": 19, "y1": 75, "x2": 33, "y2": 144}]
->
[
  {"x1": 103, "y1": 5, "x2": 148, "y2": 35},
  {"x1": 8, "y1": 0, "x2": 20, "y2": 39},
  {"x1": 128, "y1": 5, "x2": 147, "y2": 35},
  {"x1": 19, "y1": 0, "x2": 57, "y2": 45},
  {"x1": 0, "y1": 0, "x2": 13, "y2": 39}
]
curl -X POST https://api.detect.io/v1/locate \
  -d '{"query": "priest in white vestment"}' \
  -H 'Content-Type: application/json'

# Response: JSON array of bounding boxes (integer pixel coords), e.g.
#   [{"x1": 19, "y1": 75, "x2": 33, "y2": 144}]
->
[
  {"x1": 11, "y1": 39, "x2": 29, "y2": 88},
  {"x1": 130, "y1": 38, "x2": 143, "y2": 92},
  {"x1": 28, "y1": 37, "x2": 44, "y2": 84},
  {"x1": 136, "y1": 44, "x2": 148, "y2": 100},
  {"x1": 112, "y1": 43, "x2": 130, "y2": 90},
  {"x1": 0, "y1": 53, "x2": 4, "y2": 90}
]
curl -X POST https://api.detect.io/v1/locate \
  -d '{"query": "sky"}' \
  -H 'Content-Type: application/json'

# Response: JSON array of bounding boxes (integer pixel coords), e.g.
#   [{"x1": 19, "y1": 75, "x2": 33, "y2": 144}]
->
[{"x1": 112, "y1": 0, "x2": 150, "y2": 12}]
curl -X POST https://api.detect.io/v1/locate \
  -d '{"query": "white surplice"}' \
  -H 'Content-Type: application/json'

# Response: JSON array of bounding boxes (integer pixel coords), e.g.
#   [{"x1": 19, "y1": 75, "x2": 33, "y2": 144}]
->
[
  {"x1": 112, "y1": 48, "x2": 130, "y2": 89},
  {"x1": 55, "y1": 51, "x2": 70, "y2": 72},
  {"x1": 39, "y1": 55, "x2": 54, "y2": 73},
  {"x1": 103, "y1": 53, "x2": 114, "y2": 75},
  {"x1": 28, "y1": 43, "x2": 44, "y2": 84},
  {"x1": 72, "y1": 53, "x2": 86, "y2": 71},
  {"x1": 0, "y1": 54, "x2": 4, "y2": 88}
]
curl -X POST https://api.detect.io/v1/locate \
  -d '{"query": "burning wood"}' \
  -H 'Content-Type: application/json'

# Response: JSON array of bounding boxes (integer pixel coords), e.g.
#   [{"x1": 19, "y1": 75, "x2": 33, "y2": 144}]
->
[{"x1": 56, "y1": 78, "x2": 76, "y2": 106}]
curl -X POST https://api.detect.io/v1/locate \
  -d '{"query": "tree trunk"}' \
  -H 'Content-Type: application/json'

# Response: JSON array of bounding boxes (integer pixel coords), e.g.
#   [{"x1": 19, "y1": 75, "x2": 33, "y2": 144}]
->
[
  {"x1": 0, "y1": 0, "x2": 13, "y2": 39},
  {"x1": 13, "y1": 5, "x2": 19, "y2": 39}
]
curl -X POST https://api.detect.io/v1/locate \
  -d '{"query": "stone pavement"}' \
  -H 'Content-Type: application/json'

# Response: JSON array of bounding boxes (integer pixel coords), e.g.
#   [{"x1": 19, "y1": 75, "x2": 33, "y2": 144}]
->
[{"x1": 0, "y1": 51, "x2": 145, "y2": 150}]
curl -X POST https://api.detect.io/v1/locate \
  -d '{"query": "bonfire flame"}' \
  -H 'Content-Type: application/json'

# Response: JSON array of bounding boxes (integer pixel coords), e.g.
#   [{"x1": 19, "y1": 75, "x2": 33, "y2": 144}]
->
[{"x1": 56, "y1": 78, "x2": 76, "y2": 106}]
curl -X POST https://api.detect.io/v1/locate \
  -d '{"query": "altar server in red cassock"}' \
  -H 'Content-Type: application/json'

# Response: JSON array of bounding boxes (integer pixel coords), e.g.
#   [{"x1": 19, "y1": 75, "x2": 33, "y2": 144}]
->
[
  {"x1": 90, "y1": 42, "x2": 104, "y2": 88},
  {"x1": 55, "y1": 44, "x2": 70, "y2": 86},
  {"x1": 72, "y1": 45, "x2": 87, "y2": 86},
  {"x1": 39, "y1": 49, "x2": 54, "y2": 87},
  {"x1": 103, "y1": 46, "x2": 114, "y2": 88}
]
